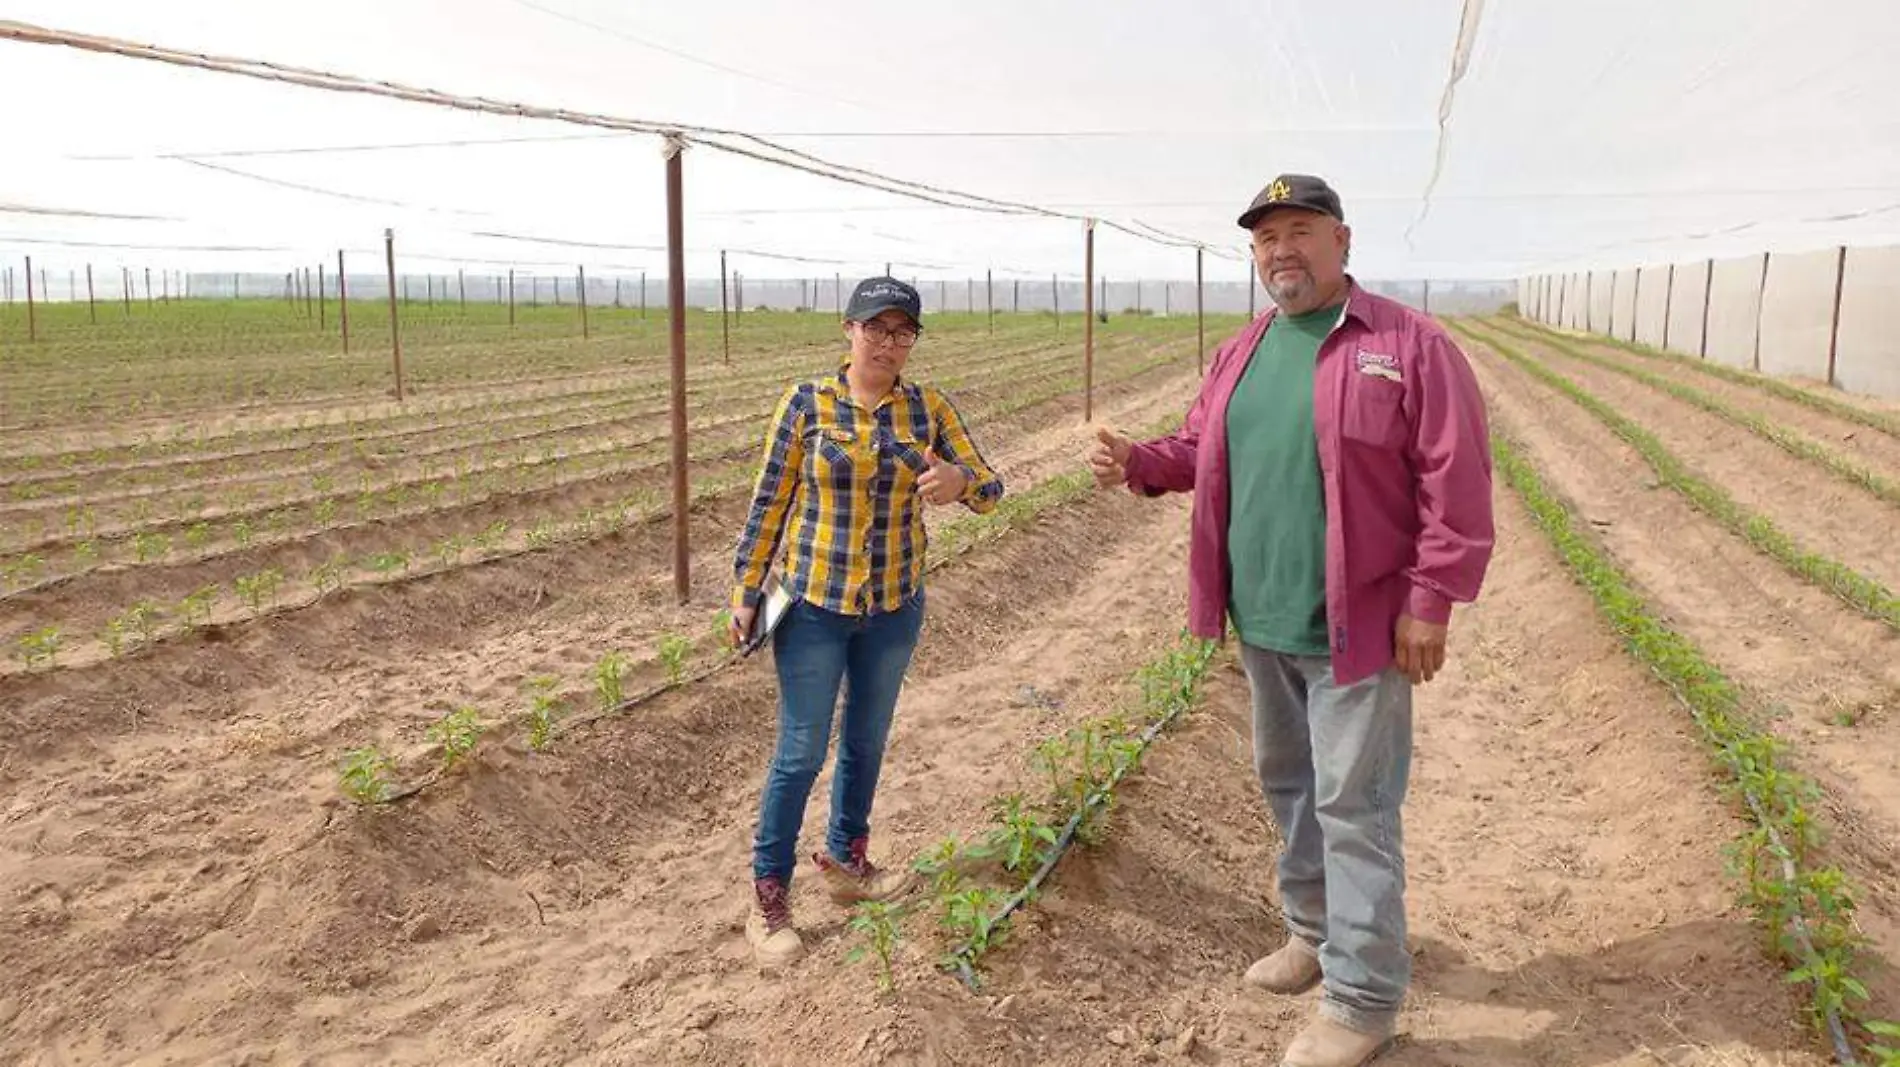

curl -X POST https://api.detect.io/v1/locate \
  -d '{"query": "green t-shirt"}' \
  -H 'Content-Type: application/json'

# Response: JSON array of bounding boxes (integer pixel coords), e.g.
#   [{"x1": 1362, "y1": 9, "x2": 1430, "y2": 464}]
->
[{"x1": 1224, "y1": 302, "x2": 1342, "y2": 655}]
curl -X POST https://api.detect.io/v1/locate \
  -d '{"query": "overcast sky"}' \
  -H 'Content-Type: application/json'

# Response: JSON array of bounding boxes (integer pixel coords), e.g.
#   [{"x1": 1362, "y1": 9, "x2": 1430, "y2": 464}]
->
[{"x1": 4, "y1": 0, "x2": 1899, "y2": 282}]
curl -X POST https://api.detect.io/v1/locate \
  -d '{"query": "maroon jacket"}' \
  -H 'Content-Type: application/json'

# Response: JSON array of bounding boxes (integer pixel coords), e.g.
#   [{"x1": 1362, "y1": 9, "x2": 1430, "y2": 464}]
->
[{"x1": 1122, "y1": 279, "x2": 1495, "y2": 685}]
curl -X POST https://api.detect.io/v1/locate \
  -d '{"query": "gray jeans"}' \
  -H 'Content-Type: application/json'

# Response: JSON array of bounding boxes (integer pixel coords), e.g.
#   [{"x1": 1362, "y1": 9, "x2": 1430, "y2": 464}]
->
[{"x1": 1240, "y1": 642, "x2": 1413, "y2": 1034}]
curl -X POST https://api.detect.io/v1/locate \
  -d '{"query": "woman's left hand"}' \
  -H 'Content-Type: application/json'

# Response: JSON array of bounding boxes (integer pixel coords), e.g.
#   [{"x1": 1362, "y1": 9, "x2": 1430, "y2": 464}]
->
[{"x1": 918, "y1": 455, "x2": 968, "y2": 505}]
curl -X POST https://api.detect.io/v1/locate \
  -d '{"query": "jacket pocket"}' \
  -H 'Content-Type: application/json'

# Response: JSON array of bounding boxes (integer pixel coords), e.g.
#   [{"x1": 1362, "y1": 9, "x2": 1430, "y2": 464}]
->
[{"x1": 1339, "y1": 377, "x2": 1406, "y2": 450}]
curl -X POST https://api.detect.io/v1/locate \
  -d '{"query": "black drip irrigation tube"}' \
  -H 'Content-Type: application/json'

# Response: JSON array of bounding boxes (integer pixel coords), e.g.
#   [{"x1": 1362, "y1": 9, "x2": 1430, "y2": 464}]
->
[{"x1": 944, "y1": 667, "x2": 1203, "y2": 990}]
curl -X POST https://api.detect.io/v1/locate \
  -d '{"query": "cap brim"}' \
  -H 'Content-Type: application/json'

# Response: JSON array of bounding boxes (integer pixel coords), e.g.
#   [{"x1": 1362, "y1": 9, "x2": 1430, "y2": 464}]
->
[{"x1": 1237, "y1": 202, "x2": 1332, "y2": 230}]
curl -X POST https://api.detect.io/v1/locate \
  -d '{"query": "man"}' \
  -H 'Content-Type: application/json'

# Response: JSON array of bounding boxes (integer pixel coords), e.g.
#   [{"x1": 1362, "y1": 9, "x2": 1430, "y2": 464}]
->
[{"x1": 1090, "y1": 174, "x2": 1493, "y2": 1067}]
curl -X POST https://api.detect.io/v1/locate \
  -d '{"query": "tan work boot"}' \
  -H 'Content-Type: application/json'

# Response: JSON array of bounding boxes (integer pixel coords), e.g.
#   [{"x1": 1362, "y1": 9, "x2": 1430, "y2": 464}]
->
[
  {"x1": 1279, "y1": 1013, "x2": 1394, "y2": 1067},
  {"x1": 814, "y1": 836, "x2": 914, "y2": 905},
  {"x1": 1244, "y1": 936, "x2": 1322, "y2": 994},
  {"x1": 744, "y1": 876, "x2": 804, "y2": 968}
]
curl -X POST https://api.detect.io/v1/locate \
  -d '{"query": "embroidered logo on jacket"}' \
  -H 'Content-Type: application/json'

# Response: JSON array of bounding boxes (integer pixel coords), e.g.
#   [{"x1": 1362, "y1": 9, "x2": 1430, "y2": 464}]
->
[{"x1": 1354, "y1": 350, "x2": 1402, "y2": 382}]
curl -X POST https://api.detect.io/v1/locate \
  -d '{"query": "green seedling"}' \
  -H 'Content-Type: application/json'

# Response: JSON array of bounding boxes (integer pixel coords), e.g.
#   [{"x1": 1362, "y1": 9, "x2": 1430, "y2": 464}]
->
[
  {"x1": 231, "y1": 519, "x2": 254, "y2": 548},
  {"x1": 339, "y1": 746, "x2": 396, "y2": 804},
  {"x1": 125, "y1": 601, "x2": 163, "y2": 646},
  {"x1": 595, "y1": 650, "x2": 628, "y2": 711},
  {"x1": 983, "y1": 793, "x2": 1061, "y2": 880},
  {"x1": 364, "y1": 551, "x2": 409, "y2": 576},
  {"x1": 179, "y1": 584, "x2": 219, "y2": 627},
  {"x1": 308, "y1": 558, "x2": 348, "y2": 596},
  {"x1": 1867, "y1": 1020, "x2": 1900, "y2": 1064},
  {"x1": 234, "y1": 568, "x2": 284, "y2": 613},
  {"x1": 434, "y1": 536, "x2": 466, "y2": 569},
  {"x1": 426, "y1": 706, "x2": 485, "y2": 772},
  {"x1": 133, "y1": 531, "x2": 171, "y2": 563},
  {"x1": 845, "y1": 899, "x2": 910, "y2": 995},
  {"x1": 938, "y1": 885, "x2": 1010, "y2": 971},
  {"x1": 523, "y1": 676, "x2": 563, "y2": 751},
  {"x1": 101, "y1": 619, "x2": 129, "y2": 658},
  {"x1": 657, "y1": 631, "x2": 692, "y2": 684},
  {"x1": 16, "y1": 626, "x2": 60, "y2": 670},
  {"x1": 185, "y1": 522, "x2": 213, "y2": 549}
]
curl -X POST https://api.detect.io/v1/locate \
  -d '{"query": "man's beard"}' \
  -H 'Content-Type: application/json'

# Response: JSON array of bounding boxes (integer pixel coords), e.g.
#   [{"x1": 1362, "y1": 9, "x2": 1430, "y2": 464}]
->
[{"x1": 1266, "y1": 266, "x2": 1316, "y2": 308}]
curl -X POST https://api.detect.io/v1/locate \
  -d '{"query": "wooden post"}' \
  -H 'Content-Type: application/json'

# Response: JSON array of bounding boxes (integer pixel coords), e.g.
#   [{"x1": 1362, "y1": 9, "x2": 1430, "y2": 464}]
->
[
  {"x1": 338, "y1": 250, "x2": 351, "y2": 354},
  {"x1": 578, "y1": 265, "x2": 590, "y2": 339},
  {"x1": 663, "y1": 134, "x2": 691, "y2": 604},
  {"x1": 987, "y1": 269, "x2": 994, "y2": 334},
  {"x1": 614, "y1": 277, "x2": 622, "y2": 309},
  {"x1": 123, "y1": 268, "x2": 132, "y2": 316},
  {"x1": 85, "y1": 264, "x2": 96, "y2": 324},
  {"x1": 1052, "y1": 273, "x2": 1060, "y2": 333},
  {"x1": 642, "y1": 270, "x2": 648, "y2": 319},
  {"x1": 1083, "y1": 219, "x2": 1095, "y2": 423},
  {"x1": 508, "y1": 269, "x2": 516, "y2": 326},
  {"x1": 385, "y1": 228, "x2": 405, "y2": 402},
  {"x1": 720, "y1": 249, "x2": 730, "y2": 365},
  {"x1": 458, "y1": 268, "x2": 466, "y2": 309},
  {"x1": 318, "y1": 263, "x2": 327, "y2": 332},
  {"x1": 553, "y1": 275, "x2": 561, "y2": 307}
]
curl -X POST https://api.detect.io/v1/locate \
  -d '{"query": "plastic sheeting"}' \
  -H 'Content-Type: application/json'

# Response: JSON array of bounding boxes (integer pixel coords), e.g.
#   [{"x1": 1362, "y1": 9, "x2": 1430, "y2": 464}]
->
[{"x1": 3, "y1": 0, "x2": 1899, "y2": 282}]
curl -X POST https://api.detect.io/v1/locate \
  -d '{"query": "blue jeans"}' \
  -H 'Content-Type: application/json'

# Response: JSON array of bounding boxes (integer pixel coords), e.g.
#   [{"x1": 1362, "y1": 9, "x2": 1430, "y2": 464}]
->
[
  {"x1": 1240, "y1": 642, "x2": 1414, "y2": 1036},
  {"x1": 751, "y1": 591, "x2": 925, "y2": 885}
]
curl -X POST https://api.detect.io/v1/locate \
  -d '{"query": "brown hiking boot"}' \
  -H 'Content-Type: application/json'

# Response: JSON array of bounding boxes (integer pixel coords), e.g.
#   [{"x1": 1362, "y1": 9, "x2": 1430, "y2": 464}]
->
[
  {"x1": 1244, "y1": 936, "x2": 1322, "y2": 994},
  {"x1": 744, "y1": 876, "x2": 803, "y2": 968},
  {"x1": 1278, "y1": 1013, "x2": 1394, "y2": 1067},
  {"x1": 814, "y1": 837, "x2": 914, "y2": 905}
]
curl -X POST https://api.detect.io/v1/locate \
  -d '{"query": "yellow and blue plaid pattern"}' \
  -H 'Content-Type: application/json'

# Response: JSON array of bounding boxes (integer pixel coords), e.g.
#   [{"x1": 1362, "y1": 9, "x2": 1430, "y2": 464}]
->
[{"x1": 731, "y1": 370, "x2": 1003, "y2": 615}]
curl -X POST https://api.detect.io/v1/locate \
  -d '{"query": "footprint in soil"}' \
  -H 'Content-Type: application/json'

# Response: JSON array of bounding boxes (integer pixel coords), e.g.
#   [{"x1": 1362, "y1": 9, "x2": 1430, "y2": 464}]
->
[{"x1": 1392, "y1": 920, "x2": 1866, "y2": 1064}]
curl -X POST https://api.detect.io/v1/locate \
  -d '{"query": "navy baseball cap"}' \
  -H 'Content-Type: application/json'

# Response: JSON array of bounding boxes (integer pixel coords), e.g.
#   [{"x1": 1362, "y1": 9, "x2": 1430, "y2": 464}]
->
[
  {"x1": 844, "y1": 276, "x2": 923, "y2": 327},
  {"x1": 1237, "y1": 173, "x2": 1345, "y2": 230}
]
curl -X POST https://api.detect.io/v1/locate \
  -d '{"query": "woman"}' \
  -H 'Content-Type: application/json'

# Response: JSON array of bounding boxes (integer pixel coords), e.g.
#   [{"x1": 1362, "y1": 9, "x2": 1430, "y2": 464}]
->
[{"x1": 728, "y1": 275, "x2": 1004, "y2": 968}]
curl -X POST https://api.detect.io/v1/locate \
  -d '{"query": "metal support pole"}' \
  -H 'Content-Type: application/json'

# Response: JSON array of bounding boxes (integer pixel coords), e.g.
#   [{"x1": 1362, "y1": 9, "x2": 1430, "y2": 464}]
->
[
  {"x1": 23, "y1": 255, "x2": 36, "y2": 342},
  {"x1": 385, "y1": 228, "x2": 405, "y2": 402},
  {"x1": 578, "y1": 264, "x2": 590, "y2": 339},
  {"x1": 1196, "y1": 247, "x2": 1205, "y2": 375},
  {"x1": 1083, "y1": 219, "x2": 1095, "y2": 423},
  {"x1": 338, "y1": 250, "x2": 350, "y2": 353},
  {"x1": 664, "y1": 134, "x2": 691, "y2": 603}
]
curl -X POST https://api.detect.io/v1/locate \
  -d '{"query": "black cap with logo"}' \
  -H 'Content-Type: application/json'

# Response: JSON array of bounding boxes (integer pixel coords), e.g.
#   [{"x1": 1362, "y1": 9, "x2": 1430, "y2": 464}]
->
[
  {"x1": 1237, "y1": 173, "x2": 1345, "y2": 230},
  {"x1": 844, "y1": 276, "x2": 923, "y2": 327}
]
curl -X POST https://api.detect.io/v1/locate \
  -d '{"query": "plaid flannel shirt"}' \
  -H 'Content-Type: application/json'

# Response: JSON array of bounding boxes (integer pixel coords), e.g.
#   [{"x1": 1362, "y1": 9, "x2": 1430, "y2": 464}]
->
[{"x1": 730, "y1": 369, "x2": 1003, "y2": 615}]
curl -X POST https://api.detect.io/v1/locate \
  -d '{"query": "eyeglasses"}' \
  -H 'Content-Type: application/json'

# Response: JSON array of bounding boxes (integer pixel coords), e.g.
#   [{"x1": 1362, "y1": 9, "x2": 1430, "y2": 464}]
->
[{"x1": 857, "y1": 321, "x2": 921, "y2": 347}]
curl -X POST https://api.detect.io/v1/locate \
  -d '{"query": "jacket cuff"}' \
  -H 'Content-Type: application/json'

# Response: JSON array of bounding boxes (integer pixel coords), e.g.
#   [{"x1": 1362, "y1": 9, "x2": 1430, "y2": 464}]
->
[
  {"x1": 1404, "y1": 583, "x2": 1452, "y2": 625},
  {"x1": 1122, "y1": 446, "x2": 1148, "y2": 490},
  {"x1": 732, "y1": 585, "x2": 762, "y2": 612}
]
